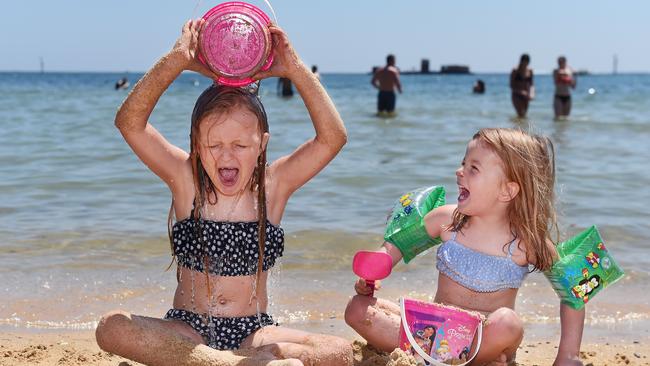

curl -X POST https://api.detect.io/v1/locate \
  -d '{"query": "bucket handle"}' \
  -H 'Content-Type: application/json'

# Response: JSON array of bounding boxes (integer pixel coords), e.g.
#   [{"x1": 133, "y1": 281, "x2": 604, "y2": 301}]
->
[
  {"x1": 261, "y1": 0, "x2": 278, "y2": 24},
  {"x1": 399, "y1": 297, "x2": 483, "y2": 366},
  {"x1": 192, "y1": 0, "x2": 278, "y2": 24}
]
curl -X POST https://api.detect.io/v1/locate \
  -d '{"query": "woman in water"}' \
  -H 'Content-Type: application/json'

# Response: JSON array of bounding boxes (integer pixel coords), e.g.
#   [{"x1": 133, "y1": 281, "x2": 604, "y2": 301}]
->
[{"x1": 510, "y1": 54, "x2": 534, "y2": 118}]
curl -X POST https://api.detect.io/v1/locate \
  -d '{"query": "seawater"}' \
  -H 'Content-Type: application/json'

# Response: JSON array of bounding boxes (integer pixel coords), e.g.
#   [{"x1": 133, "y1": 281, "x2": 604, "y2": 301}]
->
[{"x1": 0, "y1": 72, "x2": 649, "y2": 341}]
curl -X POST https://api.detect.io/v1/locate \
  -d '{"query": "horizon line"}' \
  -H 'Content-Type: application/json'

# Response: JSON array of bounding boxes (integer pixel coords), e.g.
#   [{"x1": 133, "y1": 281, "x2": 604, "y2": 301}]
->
[{"x1": 2, "y1": 70, "x2": 649, "y2": 76}]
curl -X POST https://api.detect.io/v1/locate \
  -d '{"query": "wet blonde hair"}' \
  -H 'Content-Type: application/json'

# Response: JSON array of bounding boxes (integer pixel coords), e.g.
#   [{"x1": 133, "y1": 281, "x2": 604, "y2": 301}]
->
[
  {"x1": 450, "y1": 128, "x2": 558, "y2": 271},
  {"x1": 167, "y1": 84, "x2": 269, "y2": 297}
]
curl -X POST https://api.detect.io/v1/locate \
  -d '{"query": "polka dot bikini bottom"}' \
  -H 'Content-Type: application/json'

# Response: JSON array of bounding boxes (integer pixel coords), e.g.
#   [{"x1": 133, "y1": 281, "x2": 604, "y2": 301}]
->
[{"x1": 164, "y1": 308, "x2": 276, "y2": 350}]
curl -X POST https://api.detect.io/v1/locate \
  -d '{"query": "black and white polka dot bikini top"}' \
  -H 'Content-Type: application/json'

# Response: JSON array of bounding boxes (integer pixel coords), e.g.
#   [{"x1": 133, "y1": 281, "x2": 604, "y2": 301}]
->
[{"x1": 171, "y1": 215, "x2": 285, "y2": 277}]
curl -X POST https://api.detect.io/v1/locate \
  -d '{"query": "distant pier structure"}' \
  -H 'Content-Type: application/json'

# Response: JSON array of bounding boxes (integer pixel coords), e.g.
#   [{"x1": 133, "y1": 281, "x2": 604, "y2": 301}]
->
[
  {"x1": 370, "y1": 59, "x2": 472, "y2": 75},
  {"x1": 400, "y1": 59, "x2": 435, "y2": 75},
  {"x1": 397, "y1": 59, "x2": 471, "y2": 75},
  {"x1": 421, "y1": 59, "x2": 430, "y2": 73},
  {"x1": 439, "y1": 65, "x2": 470, "y2": 74}
]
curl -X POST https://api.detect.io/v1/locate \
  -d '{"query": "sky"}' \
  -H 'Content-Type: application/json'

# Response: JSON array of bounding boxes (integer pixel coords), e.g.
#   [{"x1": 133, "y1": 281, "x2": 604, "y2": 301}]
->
[{"x1": 1, "y1": 1, "x2": 648, "y2": 74}]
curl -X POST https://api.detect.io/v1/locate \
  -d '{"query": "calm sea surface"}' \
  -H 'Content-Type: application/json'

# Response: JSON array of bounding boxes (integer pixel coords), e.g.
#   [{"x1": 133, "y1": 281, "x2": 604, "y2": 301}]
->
[{"x1": 0, "y1": 72, "x2": 648, "y2": 341}]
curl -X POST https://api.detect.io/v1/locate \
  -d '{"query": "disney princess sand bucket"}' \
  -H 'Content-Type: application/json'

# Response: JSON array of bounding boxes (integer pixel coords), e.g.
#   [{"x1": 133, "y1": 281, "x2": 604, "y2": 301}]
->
[{"x1": 399, "y1": 298, "x2": 483, "y2": 366}]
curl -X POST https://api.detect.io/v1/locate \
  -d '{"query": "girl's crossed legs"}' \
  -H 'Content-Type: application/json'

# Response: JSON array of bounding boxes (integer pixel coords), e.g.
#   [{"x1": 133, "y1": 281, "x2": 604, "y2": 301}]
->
[
  {"x1": 96, "y1": 310, "x2": 352, "y2": 366},
  {"x1": 344, "y1": 295, "x2": 523, "y2": 366}
]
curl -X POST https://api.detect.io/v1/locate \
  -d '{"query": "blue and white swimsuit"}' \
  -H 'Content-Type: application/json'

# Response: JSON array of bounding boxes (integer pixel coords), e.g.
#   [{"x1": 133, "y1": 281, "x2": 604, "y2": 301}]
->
[{"x1": 436, "y1": 231, "x2": 529, "y2": 292}]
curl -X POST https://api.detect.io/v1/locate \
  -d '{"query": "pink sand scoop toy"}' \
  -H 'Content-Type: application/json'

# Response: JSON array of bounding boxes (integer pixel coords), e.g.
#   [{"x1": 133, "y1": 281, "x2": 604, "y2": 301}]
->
[
  {"x1": 352, "y1": 250, "x2": 393, "y2": 297},
  {"x1": 199, "y1": 1, "x2": 274, "y2": 87}
]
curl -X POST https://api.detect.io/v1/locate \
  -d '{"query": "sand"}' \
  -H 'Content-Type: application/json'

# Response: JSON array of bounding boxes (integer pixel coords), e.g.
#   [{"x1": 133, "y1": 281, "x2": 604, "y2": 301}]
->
[
  {"x1": 1, "y1": 332, "x2": 648, "y2": 366},
  {"x1": 0, "y1": 332, "x2": 135, "y2": 366}
]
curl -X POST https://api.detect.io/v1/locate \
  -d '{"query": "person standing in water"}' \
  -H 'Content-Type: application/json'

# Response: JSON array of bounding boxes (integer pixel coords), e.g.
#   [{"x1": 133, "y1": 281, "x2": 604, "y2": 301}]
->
[
  {"x1": 473, "y1": 79, "x2": 486, "y2": 94},
  {"x1": 371, "y1": 54, "x2": 402, "y2": 115},
  {"x1": 510, "y1": 54, "x2": 534, "y2": 118},
  {"x1": 277, "y1": 77, "x2": 294, "y2": 97},
  {"x1": 553, "y1": 56, "x2": 577, "y2": 119}
]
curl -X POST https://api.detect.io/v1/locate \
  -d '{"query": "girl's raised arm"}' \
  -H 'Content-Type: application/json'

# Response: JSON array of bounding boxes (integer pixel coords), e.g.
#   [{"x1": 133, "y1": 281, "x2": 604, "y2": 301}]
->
[
  {"x1": 254, "y1": 26, "x2": 347, "y2": 204},
  {"x1": 423, "y1": 204, "x2": 456, "y2": 239},
  {"x1": 115, "y1": 19, "x2": 216, "y2": 193}
]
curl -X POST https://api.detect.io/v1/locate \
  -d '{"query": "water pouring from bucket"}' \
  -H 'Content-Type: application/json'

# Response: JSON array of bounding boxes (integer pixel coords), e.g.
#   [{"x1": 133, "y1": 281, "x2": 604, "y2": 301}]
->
[{"x1": 352, "y1": 250, "x2": 393, "y2": 297}]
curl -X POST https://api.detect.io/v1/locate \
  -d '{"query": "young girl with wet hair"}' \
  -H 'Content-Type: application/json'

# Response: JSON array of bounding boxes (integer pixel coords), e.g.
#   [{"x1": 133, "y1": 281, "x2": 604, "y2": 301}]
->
[
  {"x1": 345, "y1": 128, "x2": 585, "y2": 366},
  {"x1": 95, "y1": 19, "x2": 351, "y2": 366}
]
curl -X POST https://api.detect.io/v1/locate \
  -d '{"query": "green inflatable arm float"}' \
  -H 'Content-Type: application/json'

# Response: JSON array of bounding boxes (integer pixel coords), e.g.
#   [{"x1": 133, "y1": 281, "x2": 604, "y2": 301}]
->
[
  {"x1": 545, "y1": 226, "x2": 625, "y2": 309},
  {"x1": 384, "y1": 186, "x2": 446, "y2": 263}
]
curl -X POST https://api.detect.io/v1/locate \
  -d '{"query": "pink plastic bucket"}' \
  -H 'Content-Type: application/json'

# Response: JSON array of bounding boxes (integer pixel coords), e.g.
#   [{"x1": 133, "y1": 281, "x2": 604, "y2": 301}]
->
[
  {"x1": 199, "y1": 2, "x2": 274, "y2": 86},
  {"x1": 399, "y1": 298, "x2": 483, "y2": 365}
]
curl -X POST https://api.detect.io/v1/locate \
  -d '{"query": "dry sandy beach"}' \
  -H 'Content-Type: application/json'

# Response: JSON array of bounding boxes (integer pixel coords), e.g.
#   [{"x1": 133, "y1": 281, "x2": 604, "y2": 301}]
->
[{"x1": 2, "y1": 331, "x2": 648, "y2": 366}]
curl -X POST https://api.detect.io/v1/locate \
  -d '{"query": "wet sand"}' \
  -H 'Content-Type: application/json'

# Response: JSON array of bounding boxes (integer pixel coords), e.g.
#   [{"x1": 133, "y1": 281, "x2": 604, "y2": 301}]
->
[{"x1": 1, "y1": 331, "x2": 648, "y2": 366}]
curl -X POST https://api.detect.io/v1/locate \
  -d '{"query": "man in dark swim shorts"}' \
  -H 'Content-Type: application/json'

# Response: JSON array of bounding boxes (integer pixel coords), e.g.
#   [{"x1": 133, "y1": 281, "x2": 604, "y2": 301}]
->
[{"x1": 372, "y1": 54, "x2": 402, "y2": 114}]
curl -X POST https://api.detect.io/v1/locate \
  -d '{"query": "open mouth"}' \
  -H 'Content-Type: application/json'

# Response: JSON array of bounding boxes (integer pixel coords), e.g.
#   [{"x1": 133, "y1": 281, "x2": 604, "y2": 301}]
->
[
  {"x1": 458, "y1": 186, "x2": 470, "y2": 203},
  {"x1": 218, "y1": 168, "x2": 239, "y2": 187}
]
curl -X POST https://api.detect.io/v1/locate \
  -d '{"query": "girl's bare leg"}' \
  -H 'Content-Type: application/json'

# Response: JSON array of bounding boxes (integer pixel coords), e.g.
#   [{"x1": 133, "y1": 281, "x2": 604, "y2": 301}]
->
[
  {"x1": 344, "y1": 295, "x2": 401, "y2": 353},
  {"x1": 242, "y1": 324, "x2": 353, "y2": 366},
  {"x1": 345, "y1": 297, "x2": 519, "y2": 366},
  {"x1": 512, "y1": 94, "x2": 529, "y2": 118},
  {"x1": 554, "y1": 97, "x2": 562, "y2": 119},
  {"x1": 95, "y1": 310, "x2": 301, "y2": 366},
  {"x1": 471, "y1": 307, "x2": 524, "y2": 365}
]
